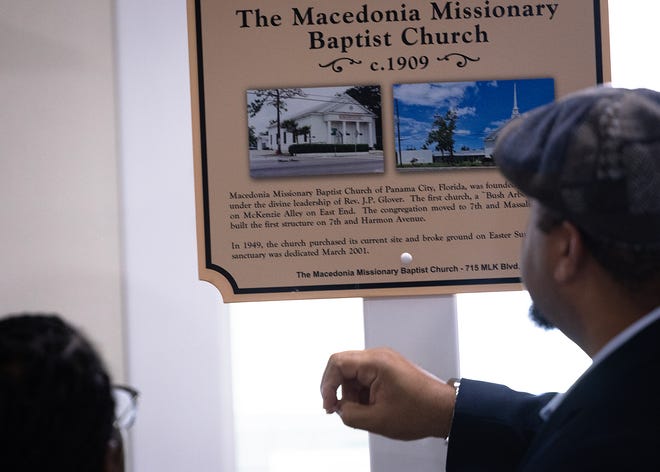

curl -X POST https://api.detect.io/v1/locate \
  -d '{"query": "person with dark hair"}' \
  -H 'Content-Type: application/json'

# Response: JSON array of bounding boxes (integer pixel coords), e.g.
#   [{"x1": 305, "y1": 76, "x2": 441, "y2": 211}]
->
[
  {"x1": 0, "y1": 313, "x2": 136, "y2": 472},
  {"x1": 321, "y1": 86, "x2": 660, "y2": 471}
]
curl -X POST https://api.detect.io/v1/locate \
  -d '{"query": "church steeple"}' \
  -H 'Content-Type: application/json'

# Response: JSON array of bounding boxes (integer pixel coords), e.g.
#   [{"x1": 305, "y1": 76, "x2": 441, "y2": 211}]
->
[{"x1": 511, "y1": 83, "x2": 520, "y2": 118}]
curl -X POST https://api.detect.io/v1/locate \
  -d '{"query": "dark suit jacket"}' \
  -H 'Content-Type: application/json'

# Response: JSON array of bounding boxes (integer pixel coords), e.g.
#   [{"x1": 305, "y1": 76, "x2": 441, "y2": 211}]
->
[{"x1": 446, "y1": 317, "x2": 660, "y2": 471}]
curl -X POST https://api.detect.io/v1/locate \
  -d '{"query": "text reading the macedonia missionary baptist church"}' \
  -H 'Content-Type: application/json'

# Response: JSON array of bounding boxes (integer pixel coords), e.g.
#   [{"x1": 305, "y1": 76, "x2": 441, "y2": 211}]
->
[{"x1": 235, "y1": 2, "x2": 560, "y2": 56}]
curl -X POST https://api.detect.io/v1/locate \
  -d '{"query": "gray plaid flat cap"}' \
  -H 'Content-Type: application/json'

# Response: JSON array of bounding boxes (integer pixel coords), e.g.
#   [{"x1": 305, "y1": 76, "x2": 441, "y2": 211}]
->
[{"x1": 494, "y1": 86, "x2": 660, "y2": 248}]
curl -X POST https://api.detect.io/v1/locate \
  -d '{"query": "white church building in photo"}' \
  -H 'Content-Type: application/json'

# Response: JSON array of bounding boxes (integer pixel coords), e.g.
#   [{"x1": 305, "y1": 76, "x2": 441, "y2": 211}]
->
[{"x1": 263, "y1": 93, "x2": 377, "y2": 152}]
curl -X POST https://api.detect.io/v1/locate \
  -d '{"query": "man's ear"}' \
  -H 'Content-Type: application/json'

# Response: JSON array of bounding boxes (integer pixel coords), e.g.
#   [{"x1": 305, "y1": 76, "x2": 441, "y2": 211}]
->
[
  {"x1": 104, "y1": 427, "x2": 125, "y2": 472},
  {"x1": 553, "y1": 221, "x2": 586, "y2": 283}
]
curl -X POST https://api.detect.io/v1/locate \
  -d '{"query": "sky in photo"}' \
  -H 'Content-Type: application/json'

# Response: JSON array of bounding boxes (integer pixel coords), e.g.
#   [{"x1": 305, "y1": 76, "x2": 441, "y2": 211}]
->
[{"x1": 393, "y1": 78, "x2": 555, "y2": 152}]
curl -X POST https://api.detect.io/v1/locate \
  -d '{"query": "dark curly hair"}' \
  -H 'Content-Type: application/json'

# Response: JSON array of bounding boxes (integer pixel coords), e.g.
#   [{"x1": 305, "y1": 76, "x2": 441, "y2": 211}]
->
[{"x1": 0, "y1": 314, "x2": 115, "y2": 471}]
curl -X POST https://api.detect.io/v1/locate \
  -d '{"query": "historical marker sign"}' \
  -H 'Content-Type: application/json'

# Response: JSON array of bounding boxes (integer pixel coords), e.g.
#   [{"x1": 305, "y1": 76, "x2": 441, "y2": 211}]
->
[{"x1": 187, "y1": 0, "x2": 610, "y2": 302}]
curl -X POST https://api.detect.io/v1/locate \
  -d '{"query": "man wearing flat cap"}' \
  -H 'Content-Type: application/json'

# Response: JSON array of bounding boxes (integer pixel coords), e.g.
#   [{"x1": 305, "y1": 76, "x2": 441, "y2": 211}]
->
[{"x1": 321, "y1": 86, "x2": 660, "y2": 471}]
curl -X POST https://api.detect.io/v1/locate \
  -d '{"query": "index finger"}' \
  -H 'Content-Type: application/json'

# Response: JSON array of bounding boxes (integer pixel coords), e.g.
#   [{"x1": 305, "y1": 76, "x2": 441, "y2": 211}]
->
[{"x1": 320, "y1": 350, "x2": 363, "y2": 412}]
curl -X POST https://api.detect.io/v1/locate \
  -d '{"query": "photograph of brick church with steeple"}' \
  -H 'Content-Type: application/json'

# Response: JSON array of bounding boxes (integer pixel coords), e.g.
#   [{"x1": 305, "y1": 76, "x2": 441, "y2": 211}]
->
[{"x1": 393, "y1": 78, "x2": 555, "y2": 170}]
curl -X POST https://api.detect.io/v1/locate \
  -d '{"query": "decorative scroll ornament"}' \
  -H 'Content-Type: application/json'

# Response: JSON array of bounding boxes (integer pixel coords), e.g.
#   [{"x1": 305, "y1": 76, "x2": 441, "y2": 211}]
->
[
  {"x1": 319, "y1": 57, "x2": 363, "y2": 73},
  {"x1": 437, "y1": 53, "x2": 480, "y2": 68}
]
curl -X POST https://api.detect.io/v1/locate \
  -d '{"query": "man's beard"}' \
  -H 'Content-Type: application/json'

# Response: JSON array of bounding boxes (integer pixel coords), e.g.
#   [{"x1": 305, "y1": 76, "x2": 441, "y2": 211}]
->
[{"x1": 529, "y1": 303, "x2": 556, "y2": 330}]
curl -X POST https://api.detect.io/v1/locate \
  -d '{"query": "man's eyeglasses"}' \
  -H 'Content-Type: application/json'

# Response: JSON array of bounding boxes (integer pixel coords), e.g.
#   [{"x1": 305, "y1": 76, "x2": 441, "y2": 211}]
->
[{"x1": 113, "y1": 385, "x2": 139, "y2": 431}]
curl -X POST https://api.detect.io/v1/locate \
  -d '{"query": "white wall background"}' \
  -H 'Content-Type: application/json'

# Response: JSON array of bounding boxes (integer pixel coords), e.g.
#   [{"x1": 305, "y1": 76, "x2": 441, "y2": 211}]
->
[
  {"x1": 114, "y1": 0, "x2": 234, "y2": 471},
  {"x1": 1, "y1": 0, "x2": 235, "y2": 470},
  {"x1": 0, "y1": 1, "x2": 124, "y2": 377},
  {"x1": 1, "y1": 0, "x2": 659, "y2": 471}
]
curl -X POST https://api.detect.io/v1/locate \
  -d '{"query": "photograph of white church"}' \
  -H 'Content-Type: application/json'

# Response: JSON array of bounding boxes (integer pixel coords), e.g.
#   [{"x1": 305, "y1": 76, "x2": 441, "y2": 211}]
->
[
  {"x1": 247, "y1": 86, "x2": 384, "y2": 178},
  {"x1": 265, "y1": 92, "x2": 377, "y2": 151},
  {"x1": 393, "y1": 78, "x2": 555, "y2": 169}
]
